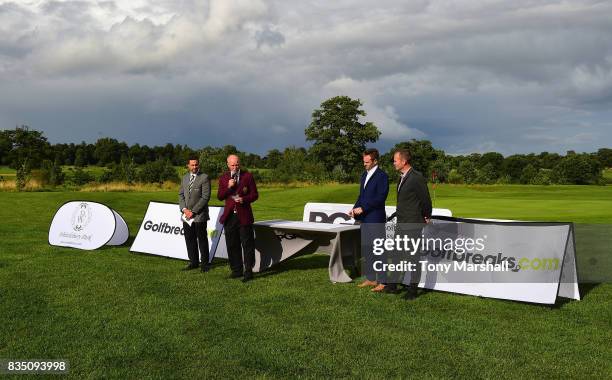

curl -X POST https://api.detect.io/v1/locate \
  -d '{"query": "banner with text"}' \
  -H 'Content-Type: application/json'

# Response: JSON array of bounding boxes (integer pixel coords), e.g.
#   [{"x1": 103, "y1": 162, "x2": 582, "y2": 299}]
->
[
  {"x1": 303, "y1": 202, "x2": 452, "y2": 224},
  {"x1": 361, "y1": 216, "x2": 579, "y2": 304},
  {"x1": 130, "y1": 201, "x2": 227, "y2": 262}
]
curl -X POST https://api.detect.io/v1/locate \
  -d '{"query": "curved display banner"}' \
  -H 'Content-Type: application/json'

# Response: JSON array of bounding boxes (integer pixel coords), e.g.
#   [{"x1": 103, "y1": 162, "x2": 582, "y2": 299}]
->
[
  {"x1": 48, "y1": 201, "x2": 129, "y2": 250},
  {"x1": 303, "y1": 202, "x2": 452, "y2": 224},
  {"x1": 422, "y1": 216, "x2": 580, "y2": 304},
  {"x1": 129, "y1": 202, "x2": 227, "y2": 262}
]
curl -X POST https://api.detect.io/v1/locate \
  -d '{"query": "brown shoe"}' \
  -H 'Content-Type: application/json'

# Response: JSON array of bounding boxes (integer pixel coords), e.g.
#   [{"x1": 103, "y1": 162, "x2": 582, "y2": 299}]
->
[
  {"x1": 358, "y1": 280, "x2": 378, "y2": 288},
  {"x1": 371, "y1": 284, "x2": 386, "y2": 292}
]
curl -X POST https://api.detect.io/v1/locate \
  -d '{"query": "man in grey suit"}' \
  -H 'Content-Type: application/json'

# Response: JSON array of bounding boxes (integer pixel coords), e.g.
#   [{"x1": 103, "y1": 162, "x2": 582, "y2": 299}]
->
[
  {"x1": 384, "y1": 148, "x2": 432, "y2": 299},
  {"x1": 179, "y1": 156, "x2": 211, "y2": 272}
]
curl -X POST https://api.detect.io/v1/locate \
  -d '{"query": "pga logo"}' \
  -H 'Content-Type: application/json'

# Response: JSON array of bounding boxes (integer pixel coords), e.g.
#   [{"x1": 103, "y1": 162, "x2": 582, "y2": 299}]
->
[{"x1": 308, "y1": 211, "x2": 353, "y2": 224}]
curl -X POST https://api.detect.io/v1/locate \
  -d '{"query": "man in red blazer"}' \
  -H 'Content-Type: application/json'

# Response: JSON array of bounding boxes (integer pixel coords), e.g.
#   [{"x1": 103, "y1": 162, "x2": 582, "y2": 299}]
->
[{"x1": 218, "y1": 154, "x2": 259, "y2": 282}]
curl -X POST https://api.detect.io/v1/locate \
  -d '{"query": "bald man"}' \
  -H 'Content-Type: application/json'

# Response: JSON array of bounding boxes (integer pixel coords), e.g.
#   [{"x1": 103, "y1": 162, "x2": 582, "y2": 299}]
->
[{"x1": 217, "y1": 154, "x2": 259, "y2": 282}]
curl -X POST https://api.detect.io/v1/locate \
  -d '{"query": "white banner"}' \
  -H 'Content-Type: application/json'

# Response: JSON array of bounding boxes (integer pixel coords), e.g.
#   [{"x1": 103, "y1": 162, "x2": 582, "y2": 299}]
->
[
  {"x1": 303, "y1": 202, "x2": 451, "y2": 224},
  {"x1": 373, "y1": 217, "x2": 580, "y2": 304},
  {"x1": 48, "y1": 201, "x2": 129, "y2": 250},
  {"x1": 130, "y1": 201, "x2": 227, "y2": 262}
]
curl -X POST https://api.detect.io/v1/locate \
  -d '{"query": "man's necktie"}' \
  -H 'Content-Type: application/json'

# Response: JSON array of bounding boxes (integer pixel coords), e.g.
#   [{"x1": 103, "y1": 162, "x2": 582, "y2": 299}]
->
[
  {"x1": 397, "y1": 174, "x2": 405, "y2": 192},
  {"x1": 189, "y1": 174, "x2": 195, "y2": 193}
]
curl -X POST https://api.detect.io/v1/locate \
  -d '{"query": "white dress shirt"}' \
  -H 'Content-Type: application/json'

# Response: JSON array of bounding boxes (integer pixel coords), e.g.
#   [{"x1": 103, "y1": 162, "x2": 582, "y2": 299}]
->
[{"x1": 364, "y1": 165, "x2": 378, "y2": 188}]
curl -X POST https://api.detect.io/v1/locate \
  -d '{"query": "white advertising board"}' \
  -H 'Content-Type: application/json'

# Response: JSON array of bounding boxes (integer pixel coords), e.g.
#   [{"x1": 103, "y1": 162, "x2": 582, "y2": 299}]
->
[
  {"x1": 417, "y1": 217, "x2": 580, "y2": 304},
  {"x1": 48, "y1": 201, "x2": 129, "y2": 250},
  {"x1": 303, "y1": 202, "x2": 451, "y2": 224},
  {"x1": 130, "y1": 202, "x2": 227, "y2": 262}
]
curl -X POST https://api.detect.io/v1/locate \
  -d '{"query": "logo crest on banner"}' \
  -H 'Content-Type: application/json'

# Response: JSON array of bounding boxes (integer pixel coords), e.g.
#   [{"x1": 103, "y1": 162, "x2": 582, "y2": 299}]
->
[{"x1": 71, "y1": 202, "x2": 92, "y2": 231}]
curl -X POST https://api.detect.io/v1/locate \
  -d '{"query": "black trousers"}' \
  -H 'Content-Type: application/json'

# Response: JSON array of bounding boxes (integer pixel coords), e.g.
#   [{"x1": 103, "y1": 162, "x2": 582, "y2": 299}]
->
[
  {"x1": 224, "y1": 213, "x2": 255, "y2": 275},
  {"x1": 386, "y1": 225, "x2": 423, "y2": 290},
  {"x1": 361, "y1": 222, "x2": 387, "y2": 282},
  {"x1": 183, "y1": 221, "x2": 210, "y2": 266}
]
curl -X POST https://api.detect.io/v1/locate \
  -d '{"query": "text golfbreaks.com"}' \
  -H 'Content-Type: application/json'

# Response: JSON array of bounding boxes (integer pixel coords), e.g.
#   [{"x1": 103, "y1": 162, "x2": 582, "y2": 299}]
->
[{"x1": 371, "y1": 235, "x2": 560, "y2": 273}]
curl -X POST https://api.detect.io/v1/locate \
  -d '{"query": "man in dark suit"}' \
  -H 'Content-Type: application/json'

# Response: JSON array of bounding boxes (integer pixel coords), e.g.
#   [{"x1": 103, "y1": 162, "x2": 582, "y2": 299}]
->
[
  {"x1": 179, "y1": 156, "x2": 211, "y2": 272},
  {"x1": 349, "y1": 148, "x2": 389, "y2": 289},
  {"x1": 382, "y1": 148, "x2": 432, "y2": 299},
  {"x1": 217, "y1": 154, "x2": 259, "y2": 282}
]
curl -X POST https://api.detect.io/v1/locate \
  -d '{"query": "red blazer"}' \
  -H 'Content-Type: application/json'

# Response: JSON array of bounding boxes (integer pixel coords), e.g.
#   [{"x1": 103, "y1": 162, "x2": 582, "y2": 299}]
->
[{"x1": 217, "y1": 170, "x2": 259, "y2": 226}]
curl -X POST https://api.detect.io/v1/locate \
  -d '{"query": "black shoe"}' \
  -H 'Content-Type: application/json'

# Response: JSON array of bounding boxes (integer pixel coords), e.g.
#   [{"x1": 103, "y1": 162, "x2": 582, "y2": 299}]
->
[
  {"x1": 383, "y1": 285, "x2": 401, "y2": 294},
  {"x1": 242, "y1": 273, "x2": 253, "y2": 283},
  {"x1": 403, "y1": 288, "x2": 418, "y2": 300},
  {"x1": 201, "y1": 264, "x2": 211, "y2": 272},
  {"x1": 182, "y1": 264, "x2": 199, "y2": 271},
  {"x1": 229, "y1": 272, "x2": 243, "y2": 279}
]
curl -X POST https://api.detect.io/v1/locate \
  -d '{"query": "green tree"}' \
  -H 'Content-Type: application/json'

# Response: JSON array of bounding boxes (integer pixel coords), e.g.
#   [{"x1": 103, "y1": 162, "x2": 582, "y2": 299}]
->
[
  {"x1": 265, "y1": 149, "x2": 282, "y2": 169},
  {"x1": 15, "y1": 159, "x2": 31, "y2": 191},
  {"x1": 597, "y1": 148, "x2": 612, "y2": 167},
  {"x1": 475, "y1": 163, "x2": 497, "y2": 184},
  {"x1": 273, "y1": 147, "x2": 307, "y2": 181},
  {"x1": 71, "y1": 167, "x2": 93, "y2": 186},
  {"x1": 457, "y1": 160, "x2": 477, "y2": 184},
  {"x1": 199, "y1": 145, "x2": 240, "y2": 179},
  {"x1": 93, "y1": 138, "x2": 128, "y2": 165},
  {"x1": 532, "y1": 169, "x2": 552, "y2": 185},
  {"x1": 537, "y1": 152, "x2": 562, "y2": 169},
  {"x1": 554, "y1": 154, "x2": 602, "y2": 184},
  {"x1": 502, "y1": 155, "x2": 530, "y2": 183},
  {"x1": 387, "y1": 139, "x2": 443, "y2": 177},
  {"x1": 74, "y1": 147, "x2": 86, "y2": 167},
  {"x1": 138, "y1": 159, "x2": 179, "y2": 184},
  {"x1": 40, "y1": 157, "x2": 65, "y2": 187},
  {"x1": 447, "y1": 169, "x2": 464, "y2": 184},
  {"x1": 430, "y1": 158, "x2": 451, "y2": 183},
  {"x1": 520, "y1": 164, "x2": 538, "y2": 184},
  {"x1": 0, "y1": 130, "x2": 12, "y2": 165},
  {"x1": 305, "y1": 96, "x2": 380, "y2": 175},
  {"x1": 479, "y1": 152, "x2": 504, "y2": 179},
  {"x1": 5, "y1": 126, "x2": 50, "y2": 169}
]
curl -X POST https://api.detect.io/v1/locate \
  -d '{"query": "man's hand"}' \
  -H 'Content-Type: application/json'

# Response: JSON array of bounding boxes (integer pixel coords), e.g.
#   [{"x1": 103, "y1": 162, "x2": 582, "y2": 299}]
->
[
  {"x1": 228, "y1": 179, "x2": 236, "y2": 188},
  {"x1": 350, "y1": 207, "x2": 364, "y2": 217},
  {"x1": 183, "y1": 209, "x2": 194, "y2": 219},
  {"x1": 234, "y1": 196, "x2": 243, "y2": 204}
]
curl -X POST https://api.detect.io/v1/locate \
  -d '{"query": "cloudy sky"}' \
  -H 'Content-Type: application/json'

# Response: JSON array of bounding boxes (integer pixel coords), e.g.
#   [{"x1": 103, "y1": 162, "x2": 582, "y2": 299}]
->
[{"x1": 1, "y1": 0, "x2": 611, "y2": 155}]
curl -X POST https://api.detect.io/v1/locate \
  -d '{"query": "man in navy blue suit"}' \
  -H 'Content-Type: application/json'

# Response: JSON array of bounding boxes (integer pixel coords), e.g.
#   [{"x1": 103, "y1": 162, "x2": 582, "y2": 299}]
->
[{"x1": 349, "y1": 148, "x2": 389, "y2": 288}]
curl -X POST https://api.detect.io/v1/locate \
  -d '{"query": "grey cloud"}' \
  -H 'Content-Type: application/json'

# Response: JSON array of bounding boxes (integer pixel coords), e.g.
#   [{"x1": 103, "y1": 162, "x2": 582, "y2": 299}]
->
[
  {"x1": 0, "y1": 0, "x2": 611, "y2": 155},
  {"x1": 255, "y1": 25, "x2": 284, "y2": 48}
]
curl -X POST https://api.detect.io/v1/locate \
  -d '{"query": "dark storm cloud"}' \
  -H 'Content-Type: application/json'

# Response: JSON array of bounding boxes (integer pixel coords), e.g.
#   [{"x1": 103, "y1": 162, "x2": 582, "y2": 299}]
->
[{"x1": 0, "y1": 0, "x2": 611, "y2": 155}]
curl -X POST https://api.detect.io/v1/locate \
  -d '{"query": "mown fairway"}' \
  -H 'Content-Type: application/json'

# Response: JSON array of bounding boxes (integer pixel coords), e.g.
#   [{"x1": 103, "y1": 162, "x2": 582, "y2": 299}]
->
[{"x1": 1, "y1": 184, "x2": 611, "y2": 378}]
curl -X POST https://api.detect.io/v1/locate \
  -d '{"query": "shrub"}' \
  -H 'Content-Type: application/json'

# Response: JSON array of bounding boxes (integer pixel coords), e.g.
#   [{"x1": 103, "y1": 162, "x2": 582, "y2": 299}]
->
[
  {"x1": 72, "y1": 167, "x2": 94, "y2": 186},
  {"x1": 40, "y1": 158, "x2": 65, "y2": 187},
  {"x1": 138, "y1": 160, "x2": 179, "y2": 184},
  {"x1": 520, "y1": 164, "x2": 538, "y2": 184},
  {"x1": 447, "y1": 169, "x2": 464, "y2": 184},
  {"x1": 553, "y1": 154, "x2": 602, "y2": 184},
  {"x1": 15, "y1": 159, "x2": 30, "y2": 191},
  {"x1": 531, "y1": 169, "x2": 552, "y2": 185}
]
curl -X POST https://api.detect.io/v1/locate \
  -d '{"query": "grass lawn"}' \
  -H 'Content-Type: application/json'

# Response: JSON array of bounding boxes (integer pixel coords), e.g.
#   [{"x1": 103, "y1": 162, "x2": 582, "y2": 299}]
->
[
  {"x1": 62, "y1": 165, "x2": 108, "y2": 179},
  {"x1": 0, "y1": 184, "x2": 611, "y2": 378},
  {"x1": 0, "y1": 166, "x2": 15, "y2": 178}
]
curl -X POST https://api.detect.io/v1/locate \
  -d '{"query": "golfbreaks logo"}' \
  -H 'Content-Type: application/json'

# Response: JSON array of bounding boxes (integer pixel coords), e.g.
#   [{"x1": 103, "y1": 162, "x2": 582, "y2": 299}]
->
[{"x1": 371, "y1": 234, "x2": 560, "y2": 273}]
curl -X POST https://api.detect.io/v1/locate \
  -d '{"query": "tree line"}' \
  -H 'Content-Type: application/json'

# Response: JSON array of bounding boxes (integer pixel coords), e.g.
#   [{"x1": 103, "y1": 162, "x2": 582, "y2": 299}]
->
[{"x1": 1, "y1": 96, "x2": 611, "y2": 189}]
